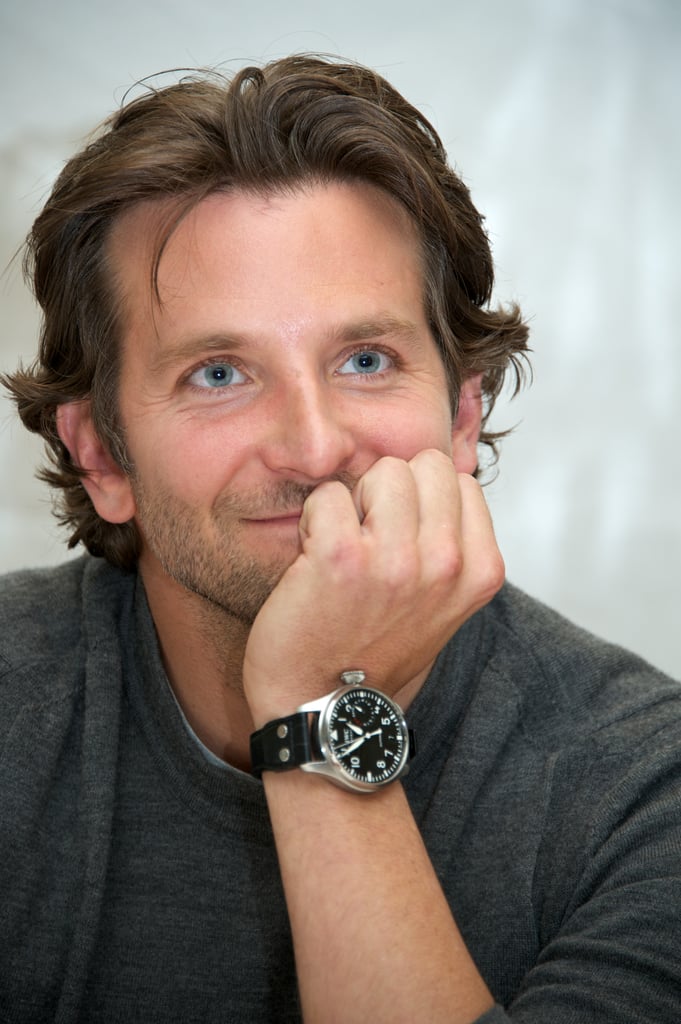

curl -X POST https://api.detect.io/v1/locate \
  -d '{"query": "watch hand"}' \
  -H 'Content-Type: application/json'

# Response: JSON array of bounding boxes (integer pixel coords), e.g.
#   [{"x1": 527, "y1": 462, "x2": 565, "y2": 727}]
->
[
  {"x1": 344, "y1": 721, "x2": 364, "y2": 736},
  {"x1": 337, "y1": 728, "x2": 384, "y2": 757},
  {"x1": 336, "y1": 735, "x2": 367, "y2": 756}
]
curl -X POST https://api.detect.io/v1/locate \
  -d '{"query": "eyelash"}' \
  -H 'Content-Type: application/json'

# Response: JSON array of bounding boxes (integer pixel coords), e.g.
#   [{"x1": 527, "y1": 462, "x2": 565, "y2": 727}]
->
[
  {"x1": 182, "y1": 344, "x2": 400, "y2": 394},
  {"x1": 183, "y1": 357, "x2": 249, "y2": 393},
  {"x1": 338, "y1": 345, "x2": 399, "y2": 377}
]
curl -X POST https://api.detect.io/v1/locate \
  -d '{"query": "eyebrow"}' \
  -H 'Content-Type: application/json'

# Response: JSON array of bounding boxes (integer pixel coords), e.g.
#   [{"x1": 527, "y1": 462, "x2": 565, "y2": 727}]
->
[
  {"x1": 149, "y1": 332, "x2": 249, "y2": 376},
  {"x1": 148, "y1": 314, "x2": 423, "y2": 375},
  {"x1": 334, "y1": 315, "x2": 422, "y2": 345}
]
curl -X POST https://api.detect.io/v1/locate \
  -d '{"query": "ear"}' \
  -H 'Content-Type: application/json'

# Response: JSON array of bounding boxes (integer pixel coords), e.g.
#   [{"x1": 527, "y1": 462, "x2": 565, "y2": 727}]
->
[
  {"x1": 451, "y1": 374, "x2": 483, "y2": 474},
  {"x1": 56, "y1": 401, "x2": 136, "y2": 524}
]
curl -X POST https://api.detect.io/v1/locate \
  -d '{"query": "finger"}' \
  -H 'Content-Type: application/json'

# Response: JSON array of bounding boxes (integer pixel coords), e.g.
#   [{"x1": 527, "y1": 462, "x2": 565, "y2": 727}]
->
[
  {"x1": 405, "y1": 450, "x2": 465, "y2": 592},
  {"x1": 407, "y1": 448, "x2": 463, "y2": 542},
  {"x1": 298, "y1": 480, "x2": 360, "y2": 548},
  {"x1": 350, "y1": 456, "x2": 420, "y2": 544},
  {"x1": 407, "y1": 451, "x2": 504, "y2": 617},
  {"x1": 456, "y1": 473, "x2": 506, "y2": 607}
]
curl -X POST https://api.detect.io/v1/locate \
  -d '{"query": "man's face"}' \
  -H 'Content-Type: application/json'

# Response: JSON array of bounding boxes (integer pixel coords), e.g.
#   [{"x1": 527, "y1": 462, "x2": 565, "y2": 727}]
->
[{"x1": 108, "y1": 181, "x2": 462, "y2": 622}]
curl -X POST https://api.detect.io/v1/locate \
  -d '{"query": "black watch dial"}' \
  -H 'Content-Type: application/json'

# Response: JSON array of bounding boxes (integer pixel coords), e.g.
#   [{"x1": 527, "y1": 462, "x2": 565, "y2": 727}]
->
[{"x1": 322, "y1": 687, "x2": 409, "y2": 788}]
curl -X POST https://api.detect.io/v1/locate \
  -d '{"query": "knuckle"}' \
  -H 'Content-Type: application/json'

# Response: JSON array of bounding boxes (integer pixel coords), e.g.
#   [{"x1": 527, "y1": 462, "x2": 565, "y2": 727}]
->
[
  {"x1": 364, "y1": 454, "x2": 408, "y2": 480},
  {"x1": 310, "y1": 479, "x2": 351, "y2": 504},
  {"x1": 477, "y1": 548, "x2": 506, "y2": 600},
  {"x1": 326, "y1": 538, "x2": 366, "y2": 579},
  {"x1": 457, "y1": 471, "x2": 482, "y2": 499},
  {"x1": 434, "y1": 540, "x2": 464, "y2": 581},
  {"x1": 410, "y1": 447, "x2": 450, "y2": 466}
]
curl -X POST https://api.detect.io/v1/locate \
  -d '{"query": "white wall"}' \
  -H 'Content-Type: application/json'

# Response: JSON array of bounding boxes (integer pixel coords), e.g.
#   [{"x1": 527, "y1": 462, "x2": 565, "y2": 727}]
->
[{"x1": 1, "y1": 0, "x2": 679, "y2": 676}]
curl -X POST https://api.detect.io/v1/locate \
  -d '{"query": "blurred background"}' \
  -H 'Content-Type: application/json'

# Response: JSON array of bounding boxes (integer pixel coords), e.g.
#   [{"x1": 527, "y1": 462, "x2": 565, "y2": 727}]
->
[{"x1": 1, "y1": 0, "x2": 678, "y2": 676}]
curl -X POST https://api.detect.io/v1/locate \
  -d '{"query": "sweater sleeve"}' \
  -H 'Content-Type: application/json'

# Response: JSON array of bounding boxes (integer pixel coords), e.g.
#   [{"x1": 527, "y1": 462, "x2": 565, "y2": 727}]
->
[{"x1": 494, "y1": 710, "x2": 681, "y2": 1022}]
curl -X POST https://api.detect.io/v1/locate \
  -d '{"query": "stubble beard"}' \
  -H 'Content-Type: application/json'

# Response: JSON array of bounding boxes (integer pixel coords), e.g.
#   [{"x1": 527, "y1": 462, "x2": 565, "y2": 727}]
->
[{"x1": 131, "y1": 476, "x2": 341, "y2": 626}]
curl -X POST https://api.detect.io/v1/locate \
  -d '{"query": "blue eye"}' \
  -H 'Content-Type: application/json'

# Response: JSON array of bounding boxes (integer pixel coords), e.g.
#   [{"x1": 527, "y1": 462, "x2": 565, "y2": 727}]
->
[
  {"x1": 339, "y1": 350, "x2": 392, "y2": 375},
  {"x1": 188, "y1": 362, "x2": 246, "y2": 389}
]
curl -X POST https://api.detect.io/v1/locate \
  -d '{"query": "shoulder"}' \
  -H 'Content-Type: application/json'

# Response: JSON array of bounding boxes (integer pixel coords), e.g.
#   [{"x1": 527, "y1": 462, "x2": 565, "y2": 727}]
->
[
  {"x1": 0, "y1": 555, "x2": 136, "y2": 713},
  {"x1": 482, "y1": 582, "x2": 681, "y2": 753},
  {"x1": 0, "y1": 557, "x2": 87, "y2": 657}
]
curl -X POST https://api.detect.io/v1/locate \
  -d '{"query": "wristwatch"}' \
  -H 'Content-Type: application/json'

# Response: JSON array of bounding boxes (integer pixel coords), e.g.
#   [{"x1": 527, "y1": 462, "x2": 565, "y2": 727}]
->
[{"x1": 250, "y1": 671, "x2": 415, "y2": 793}]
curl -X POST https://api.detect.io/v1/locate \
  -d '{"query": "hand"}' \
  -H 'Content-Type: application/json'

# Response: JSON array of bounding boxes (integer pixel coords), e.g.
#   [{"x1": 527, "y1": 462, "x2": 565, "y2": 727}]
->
[{"x1": 243, "y1": 450, "x2": 504, "y2": 724}]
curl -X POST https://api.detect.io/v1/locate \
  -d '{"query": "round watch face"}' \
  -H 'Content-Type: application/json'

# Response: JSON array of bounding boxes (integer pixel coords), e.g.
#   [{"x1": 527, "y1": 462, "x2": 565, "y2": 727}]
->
[{"x1": 320, "y1": 687, "x2": 410, "y2": 789}]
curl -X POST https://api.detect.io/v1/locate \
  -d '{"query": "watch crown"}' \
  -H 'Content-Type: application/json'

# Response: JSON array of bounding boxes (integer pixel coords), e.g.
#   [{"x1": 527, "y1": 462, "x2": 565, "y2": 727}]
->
[{"x1": 340, "y1": 670, "x2": 366, "y2": 686}]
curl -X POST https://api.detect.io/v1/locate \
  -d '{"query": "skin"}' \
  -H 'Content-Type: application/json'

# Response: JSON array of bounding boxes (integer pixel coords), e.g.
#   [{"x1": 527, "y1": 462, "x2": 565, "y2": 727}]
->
[{"x1": 58, "y1": 180, "x2": 504, "y2": 1021}]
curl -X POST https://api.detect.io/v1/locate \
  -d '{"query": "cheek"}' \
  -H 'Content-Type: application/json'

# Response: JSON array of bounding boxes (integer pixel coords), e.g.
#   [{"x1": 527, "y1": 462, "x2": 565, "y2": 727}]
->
[
  {"x1": 361, "y1": 404, "x2": 454, "y2": 461},
  {"x1": 127, "y1": 419, "x2": 245, "y2": 505}
]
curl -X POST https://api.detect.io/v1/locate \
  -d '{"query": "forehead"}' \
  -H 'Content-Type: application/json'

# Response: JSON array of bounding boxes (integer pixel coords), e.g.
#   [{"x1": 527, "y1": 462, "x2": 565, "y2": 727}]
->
[
  {"x1": 108, "y1": 180, "x2": 424, "y2": 293},
  {"x1": 105, "y1": 181, "x2": 430, "y2": 363}
]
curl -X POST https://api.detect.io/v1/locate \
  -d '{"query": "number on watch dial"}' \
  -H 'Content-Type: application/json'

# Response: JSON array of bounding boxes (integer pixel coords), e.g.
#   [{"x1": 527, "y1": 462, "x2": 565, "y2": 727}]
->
[{"x1": 326, "y1": 689, "x2": 407, "y2": 785}]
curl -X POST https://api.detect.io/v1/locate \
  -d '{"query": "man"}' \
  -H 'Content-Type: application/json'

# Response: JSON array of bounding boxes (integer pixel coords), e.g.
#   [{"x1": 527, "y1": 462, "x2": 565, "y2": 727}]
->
[{"x1": 1, "y1": 55, "x2": 679, "y2": 1023}]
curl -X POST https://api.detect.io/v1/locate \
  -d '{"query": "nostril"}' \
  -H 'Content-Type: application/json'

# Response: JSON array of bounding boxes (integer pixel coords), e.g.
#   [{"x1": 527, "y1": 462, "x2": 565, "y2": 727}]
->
[{"x1": 260, "y1": 394, "x2": 355, "y2": 482}]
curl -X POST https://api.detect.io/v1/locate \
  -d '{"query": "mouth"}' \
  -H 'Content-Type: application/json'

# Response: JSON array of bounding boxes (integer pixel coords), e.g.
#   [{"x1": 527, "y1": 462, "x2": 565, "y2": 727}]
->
[{"x1": 242, "y1": 510, "x2": 304, "y2": 526}]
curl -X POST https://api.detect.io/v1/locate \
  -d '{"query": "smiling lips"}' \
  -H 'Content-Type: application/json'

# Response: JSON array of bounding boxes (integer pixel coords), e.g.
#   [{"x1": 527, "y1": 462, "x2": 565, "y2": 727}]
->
[{"x1": 244, "y1": 511, "x2": 303, "y2": 526}]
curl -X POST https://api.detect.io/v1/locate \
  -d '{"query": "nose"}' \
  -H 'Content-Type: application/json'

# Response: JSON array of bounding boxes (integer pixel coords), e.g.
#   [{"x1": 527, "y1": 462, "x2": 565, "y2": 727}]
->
[{"x1": 259, "y1": 380, "x2": 356, "y2": 483}]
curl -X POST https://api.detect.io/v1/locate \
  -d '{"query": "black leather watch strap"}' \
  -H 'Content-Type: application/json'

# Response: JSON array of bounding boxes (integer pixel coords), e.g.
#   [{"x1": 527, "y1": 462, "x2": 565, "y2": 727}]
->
[{"x1": 250, "y1": 712, "x2": 317, "y2": 778}]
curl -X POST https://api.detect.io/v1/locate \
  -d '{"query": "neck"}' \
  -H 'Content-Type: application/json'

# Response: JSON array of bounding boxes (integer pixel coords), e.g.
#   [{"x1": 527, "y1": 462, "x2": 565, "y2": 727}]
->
[{"x1": 139, "y1": 558, "x2": 256, "y2": 771}]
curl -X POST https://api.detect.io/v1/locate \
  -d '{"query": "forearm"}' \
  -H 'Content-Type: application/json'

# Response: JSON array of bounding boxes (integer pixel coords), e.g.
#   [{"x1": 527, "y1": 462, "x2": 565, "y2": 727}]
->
[
  {"x1": 246, "y1": 456, "x2": 503, "y2": 1020},
  {"x1": 263, "y1": 770, "x2": 494, "y2": 1024}
]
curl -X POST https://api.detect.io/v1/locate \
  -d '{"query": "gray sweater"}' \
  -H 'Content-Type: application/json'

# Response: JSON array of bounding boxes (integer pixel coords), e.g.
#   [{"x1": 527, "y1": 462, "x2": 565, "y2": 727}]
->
[{"x1": 1, "y1": 556, "x2": 680, "y2": 1022}]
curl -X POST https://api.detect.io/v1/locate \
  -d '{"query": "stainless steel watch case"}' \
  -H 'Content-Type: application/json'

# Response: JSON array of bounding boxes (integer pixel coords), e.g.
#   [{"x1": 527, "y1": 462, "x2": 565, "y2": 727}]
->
[{"x1": 297, "y1": 682, "x2": 412, "y2": 793}]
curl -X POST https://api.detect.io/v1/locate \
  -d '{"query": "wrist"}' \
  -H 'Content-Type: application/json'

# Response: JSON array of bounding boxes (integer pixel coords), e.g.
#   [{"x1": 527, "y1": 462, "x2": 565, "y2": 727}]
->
[
  {"x1": 242, "y1": 659, "x2": 341, "y2": 730},
  {"x1": 249, "y1": 673, "x2": 415, "y2": 793}
]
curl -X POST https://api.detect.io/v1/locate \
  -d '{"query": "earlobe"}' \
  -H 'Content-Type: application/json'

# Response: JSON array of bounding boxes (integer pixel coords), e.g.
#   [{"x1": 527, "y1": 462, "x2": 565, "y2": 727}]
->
[
  {"x1": 56, "y1": 401, "x2": 136, "y2": 524},
  {"x1": 450, "y1": 374, "x2": 483, "y2": 475}
]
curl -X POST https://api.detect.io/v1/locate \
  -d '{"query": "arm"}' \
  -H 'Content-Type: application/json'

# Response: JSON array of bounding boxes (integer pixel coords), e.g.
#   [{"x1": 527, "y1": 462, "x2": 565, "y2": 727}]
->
[
  {"x1": 260, "y1": 689, "x2": 681, "y2": 1024},
  {"x1": 243, "y1": 450, "x2": 681, "y2": 1021},
  {"x1": 243, "y1": 451, "x2": 503, "y2": 1023},
  {"x1": 261, "y1": 773, "x2": 494, "y2": 1024}
]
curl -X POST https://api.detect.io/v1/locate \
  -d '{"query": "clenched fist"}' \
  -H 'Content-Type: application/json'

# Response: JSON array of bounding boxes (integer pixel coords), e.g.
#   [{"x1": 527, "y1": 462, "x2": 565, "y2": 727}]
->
[{"x1": 243, "y1": 450, "x2": 504, "y2": 725}]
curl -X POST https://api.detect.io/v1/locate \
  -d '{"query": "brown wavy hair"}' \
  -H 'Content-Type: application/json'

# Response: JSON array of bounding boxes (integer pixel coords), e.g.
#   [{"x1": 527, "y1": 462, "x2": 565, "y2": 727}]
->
[{"x1": 2, "y1": 54, "x2": 530, "y2": 571}]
